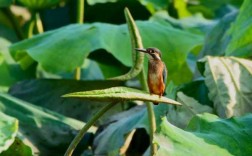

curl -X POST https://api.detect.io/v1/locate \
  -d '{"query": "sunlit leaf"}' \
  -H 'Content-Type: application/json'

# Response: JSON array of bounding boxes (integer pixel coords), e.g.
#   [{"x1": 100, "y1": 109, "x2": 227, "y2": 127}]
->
[
  {"x1": 63, "y1": 87, "x2": 181, "y2": 105},
  {"x1": 87, "y1": 0, "x2": 117, "y2": 5},
  {"x1": 0, "y1": 112, "x2": 18, "y2": 153},
  {"x1": 198, "y1": 56, "x2": 252, "y2": 118},
  {"x1": 1, "y1": 137, "x2": 32, "y2": 156}
]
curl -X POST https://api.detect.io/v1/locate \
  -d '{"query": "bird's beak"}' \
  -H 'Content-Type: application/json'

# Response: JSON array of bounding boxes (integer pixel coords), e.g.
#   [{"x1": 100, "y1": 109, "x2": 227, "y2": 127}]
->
[{"x1": 135, "y1": 48, "x2": 148, "y2": 53}]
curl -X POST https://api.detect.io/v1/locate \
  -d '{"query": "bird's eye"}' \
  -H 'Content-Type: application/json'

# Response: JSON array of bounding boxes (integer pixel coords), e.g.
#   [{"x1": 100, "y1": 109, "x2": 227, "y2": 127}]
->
[{"x1": 149, "y1": 50, "x2": 154, "y2": 53}]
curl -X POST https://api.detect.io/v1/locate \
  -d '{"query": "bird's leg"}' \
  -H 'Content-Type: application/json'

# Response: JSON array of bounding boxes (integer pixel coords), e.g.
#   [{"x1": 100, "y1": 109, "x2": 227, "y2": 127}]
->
[{"x1": 159, "y1": 93, "x2": 162, "y2": 98}]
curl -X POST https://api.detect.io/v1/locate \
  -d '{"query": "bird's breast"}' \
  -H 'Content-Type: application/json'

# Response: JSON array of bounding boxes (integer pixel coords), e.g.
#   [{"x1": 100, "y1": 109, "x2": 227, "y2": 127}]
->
[{"x1": 147, "y1": 60, "x2": 165, "y2": 95}]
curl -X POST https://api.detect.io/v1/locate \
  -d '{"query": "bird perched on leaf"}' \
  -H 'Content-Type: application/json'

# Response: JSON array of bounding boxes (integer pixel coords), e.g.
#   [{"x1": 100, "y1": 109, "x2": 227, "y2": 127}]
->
[{"x1": 135, "y1": 47, "x2": 167, "y2": 105}]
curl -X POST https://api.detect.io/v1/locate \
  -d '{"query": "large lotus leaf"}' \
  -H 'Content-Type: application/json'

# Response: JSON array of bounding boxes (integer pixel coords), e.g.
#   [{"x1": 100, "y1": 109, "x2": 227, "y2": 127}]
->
[
  {"x1": 8, "y1": 79, "x2": 125, "y2": 123},
  {"x1": 154, "y1": 113, "x2": 252, "y2": 156},
  {"x1": 0, "y1": 93, "x2": 96, "y2": 155},
  {"x1": 17, "y1": 0, "x2": 61, "y2": 10},
  {"x1": 166, "y1": 92, "x2": 213, "y2": 128},
  {"x1": 150, "y1": 11, "x2": 215, "y2": 34},
  {"x1": 10, "y1": 21, "x2": 203, "y2": 84},
  {"x1": 187, "y1": 0, "x2": 239, "y2": 18},
  {"x1": 93, "y1": 105, "x2": 150, "y2": 155},
  {"x1": 177, "y1": 80, "x2": 213, "y2": 107},
  {"x1": 1, "y1": 137, "x2": 32, "y2": 156},
  {"x1": 198, "y1": 12, "x2": 237, "y2": 58},
  {"x1": 0, "y1": 112, "x2": 18, "y2": 153},
  {"x1": 225, "y1": 0, "x2": 252, "y2": 57},
  {"x1": 93, "y1": 104, "x2": 181, "y2": 155},
  {"x1": 198, "y1": 56, "x2": 252, "y2": 118}
]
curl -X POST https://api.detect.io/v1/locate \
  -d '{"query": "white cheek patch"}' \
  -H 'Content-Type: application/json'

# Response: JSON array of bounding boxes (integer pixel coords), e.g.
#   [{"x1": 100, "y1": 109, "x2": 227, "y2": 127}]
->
[{"x1": 155, "y1": 55, "x2": 161, "y2": 60}]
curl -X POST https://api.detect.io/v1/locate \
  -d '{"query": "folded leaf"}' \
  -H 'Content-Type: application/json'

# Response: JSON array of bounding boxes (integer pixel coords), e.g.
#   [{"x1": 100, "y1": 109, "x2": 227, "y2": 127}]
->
[{"x1": 63, "y1": 87, "x2": 181, "y2": 105}]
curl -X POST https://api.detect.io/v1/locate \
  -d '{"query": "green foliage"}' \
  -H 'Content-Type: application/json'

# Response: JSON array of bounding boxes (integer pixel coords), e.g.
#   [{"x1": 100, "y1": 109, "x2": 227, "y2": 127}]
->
[
  {"x1": 225, "y1": 0, "x2": 252, "y2": 57},
  {"x1": 17, "y1": 0, "x2": 61, "y2": 10},
  {"x1": 1, "y1": 138, "x2": 32, "y2": 156},
  {"x1": 156, "y1": 113, "x2": 252, "y2": 156},
  {"x1": 0, "y1": 112, "x2": 18, "y2": 153},
  {"x1": 0, "y1": 0, "x2": 12, "y2": 7},
  {"x1": 0, "y1": 93, "x2": 95, "y2": 155},
  {"x1": 1, "y1": 0, "x2": 252, "y2": 155},
  {"x1": 10, "y1": 21, "x2": 203, "y2": 84}
]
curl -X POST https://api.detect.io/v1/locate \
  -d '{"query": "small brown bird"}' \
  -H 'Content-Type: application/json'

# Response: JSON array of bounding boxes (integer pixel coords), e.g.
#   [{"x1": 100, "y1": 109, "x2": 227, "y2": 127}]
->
[{"x1": 135, "y1": 47, "x2": 167, "y2": 105}]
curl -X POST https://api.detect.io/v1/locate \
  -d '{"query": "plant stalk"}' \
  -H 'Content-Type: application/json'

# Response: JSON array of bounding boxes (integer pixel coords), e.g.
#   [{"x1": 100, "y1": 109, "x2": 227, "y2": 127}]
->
[
  {"x1": 64, "y1": 102, "x2": 117, "y2": 156},
  {"x1": 139, "y1": 70, "x2": 157, "y2": 155},
  {"x1": 35, "y1": 12, "x2": 44, "y2": 34},
  {"x1": 74, "y1": 0, "x2": 85, "y2": 80}
]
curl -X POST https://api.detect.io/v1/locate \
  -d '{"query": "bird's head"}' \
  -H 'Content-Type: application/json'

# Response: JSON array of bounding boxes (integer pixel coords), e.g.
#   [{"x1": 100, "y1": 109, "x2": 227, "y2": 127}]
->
[{"x1": 135, "y1": 47, "x2": 162, "y2": 60}]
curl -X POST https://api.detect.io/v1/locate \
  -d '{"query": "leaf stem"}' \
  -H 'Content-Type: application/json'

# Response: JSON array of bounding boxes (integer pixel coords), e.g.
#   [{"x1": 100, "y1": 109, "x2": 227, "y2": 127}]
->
[
  {"x1": 77, "y1": 0, "x2": 84, "y2": 24},
  {"x1": 35, "y1": 12, "x2": 44, "y2": 33},
  {"x1": 64, "y1": 102, "x2": 117, "y2": 156},
  {"x1": 75, "y1": 0, "x2": 84, "y2": 80}
]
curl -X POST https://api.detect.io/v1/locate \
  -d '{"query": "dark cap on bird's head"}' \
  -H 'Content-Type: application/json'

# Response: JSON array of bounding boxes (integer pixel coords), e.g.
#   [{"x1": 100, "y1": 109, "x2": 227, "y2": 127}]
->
[{"x1": 135, "y1": 47, "x2": 162, "y2": 60}]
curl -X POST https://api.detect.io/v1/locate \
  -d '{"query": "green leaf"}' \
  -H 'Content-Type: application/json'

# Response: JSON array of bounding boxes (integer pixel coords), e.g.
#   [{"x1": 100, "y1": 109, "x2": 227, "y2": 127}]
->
[
  {"x1": 177, "y1": 80, "x2": 213, "y2": 107},
  {"x1": 10, "y1": 21, "x2": 203, "y2": 84},
  {"x1": 166, "y1": 92, "x2": 213, "y2": 128},
  {"x1": 63, "y1": 87, "x2": 181, "y2": 105},
  {"x1": 0, "y1": 112, "x2": 18, "y2": 153},
  {"x1": 155, "y1": 113, "x2": 252, "y2": 156},
  {"x1": 93, "y1": 105, "x2": 150, "y2": 155},
  {"x1": 198, "y1": 56, "x2": 252, "y2": 118},
  {"x1": 0, "y1": 93, "x2": 96, "y2": 155},
  {"x1": 0, "y1": 0, "x2": 13, "y2": 7},
  {"x1": 9, "y1": 79, "x2": 125, "y2": 122},
  {"x1": 198, "y1": 12, "x2": 237, "y2": 57},
  {"x1": 16, "y1": 0, "x2": 61, "y2": 10},
  {"x1": 138, "y1": 0, "x2": 169, "y2": 13},
  {"x1": 174, "y1": 0, "x2": 192, "y2": 18},
  {"x1": 0, "y1": 137, "x2": 32, "y2": 156},
  {"x1": 225, "y1": 0, "x2": 252, "y2": 57},
  {"x1": 0, "y1": 38, "x2": 36, "y2": 89}
]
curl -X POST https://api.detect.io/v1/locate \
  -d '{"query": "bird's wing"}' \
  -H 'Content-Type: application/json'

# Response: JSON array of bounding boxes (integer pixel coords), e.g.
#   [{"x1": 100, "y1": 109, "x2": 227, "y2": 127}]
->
[{"x1": 162, "y1": 62, "x2": 167, "y2": 86}]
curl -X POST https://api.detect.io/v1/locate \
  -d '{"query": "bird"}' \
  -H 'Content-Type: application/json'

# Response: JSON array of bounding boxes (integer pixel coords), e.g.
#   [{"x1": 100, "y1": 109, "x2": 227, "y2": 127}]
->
[{"x1": 135, "y1": 47, "x2": 167, "y2": 105}]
